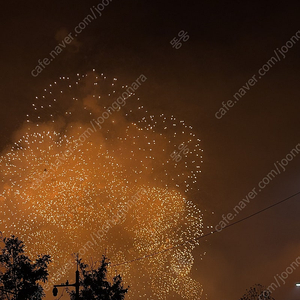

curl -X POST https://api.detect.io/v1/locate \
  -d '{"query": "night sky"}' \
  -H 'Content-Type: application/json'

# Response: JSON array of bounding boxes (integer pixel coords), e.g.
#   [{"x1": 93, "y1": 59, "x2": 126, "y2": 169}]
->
[{"x1": 1, "y1": 1, "x2": 300, "y2": 300}]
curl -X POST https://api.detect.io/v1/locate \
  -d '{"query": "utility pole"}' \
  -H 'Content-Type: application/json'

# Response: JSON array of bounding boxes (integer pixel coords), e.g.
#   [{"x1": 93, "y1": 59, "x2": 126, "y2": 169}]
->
[{"x1": 52, "y1": 259, "x2": 80, "y2": 300}]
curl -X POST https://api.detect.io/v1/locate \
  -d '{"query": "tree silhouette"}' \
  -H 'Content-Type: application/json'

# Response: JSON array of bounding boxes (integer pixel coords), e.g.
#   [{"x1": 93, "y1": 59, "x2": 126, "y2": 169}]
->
[
  {"x1": 240, "y1": 284, "x2": 275, "y2": 300},
  {"x1": 0, "y1": 234, "x2": 51, "y2": 300},
  {"x1": 68, "y1": 255, "x2": 128, "y2": 300}
]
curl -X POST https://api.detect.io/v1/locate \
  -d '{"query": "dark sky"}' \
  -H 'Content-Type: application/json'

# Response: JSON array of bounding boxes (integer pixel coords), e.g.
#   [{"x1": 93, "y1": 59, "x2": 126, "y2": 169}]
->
[{"x1": 1, "y1": 1, "x2": 300, "y2": 299}]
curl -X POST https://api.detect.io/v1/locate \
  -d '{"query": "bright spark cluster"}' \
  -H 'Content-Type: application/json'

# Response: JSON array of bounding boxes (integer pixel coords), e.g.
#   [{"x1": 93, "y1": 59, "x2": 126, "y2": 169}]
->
[{"x1": 0, "y1": 71, "x2": 204, "y2": 300}]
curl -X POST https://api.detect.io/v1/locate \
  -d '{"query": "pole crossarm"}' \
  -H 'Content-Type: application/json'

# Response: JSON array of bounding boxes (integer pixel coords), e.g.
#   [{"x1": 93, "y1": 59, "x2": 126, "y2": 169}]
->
[
  {"x1": 54, "y1": 283, "x2": 76, "y2": 288},
  {"x1": 52, "y1": 267, "x2": 80, "y2": 299}
]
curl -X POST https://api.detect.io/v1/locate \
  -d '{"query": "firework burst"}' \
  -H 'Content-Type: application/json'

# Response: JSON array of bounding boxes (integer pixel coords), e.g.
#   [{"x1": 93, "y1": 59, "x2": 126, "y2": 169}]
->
[{"x1": 0, "y1": 71, "x2": 204, "y2": 299}]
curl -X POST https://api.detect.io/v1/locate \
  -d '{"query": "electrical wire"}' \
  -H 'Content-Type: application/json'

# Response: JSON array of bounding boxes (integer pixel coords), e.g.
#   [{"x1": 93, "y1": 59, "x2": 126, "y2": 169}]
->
[{"x1": 111, "y1": 190, "x2": 300, "y2": 267}]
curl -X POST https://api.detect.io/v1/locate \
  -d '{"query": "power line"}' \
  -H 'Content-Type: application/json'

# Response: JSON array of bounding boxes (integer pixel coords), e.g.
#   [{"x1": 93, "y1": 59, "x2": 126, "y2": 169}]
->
[{"x1": 111, "y1": 190, "x2": 300, "y2": 267}]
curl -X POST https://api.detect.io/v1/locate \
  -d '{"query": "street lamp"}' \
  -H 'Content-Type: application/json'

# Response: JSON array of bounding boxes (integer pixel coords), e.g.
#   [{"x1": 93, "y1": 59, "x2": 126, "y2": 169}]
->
[
  {"x1": 52, "y1": 260, "x2": 80, "y2": 300},
  {"x1": 52, "y1": 287, "x2": 58, "y2": 296}
]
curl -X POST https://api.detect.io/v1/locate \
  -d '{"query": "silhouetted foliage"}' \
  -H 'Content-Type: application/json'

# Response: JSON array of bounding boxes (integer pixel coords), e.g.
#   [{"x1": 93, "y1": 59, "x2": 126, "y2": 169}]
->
[
  {"x1": 240, "y1": 284, "x2": 275, "y2": 300},
  {"x1": 0, "y1": 234, "x2": 51, "y2": 300},
  {"x1": 68, "y1": 255, "x2": 128, "y2": 300}
]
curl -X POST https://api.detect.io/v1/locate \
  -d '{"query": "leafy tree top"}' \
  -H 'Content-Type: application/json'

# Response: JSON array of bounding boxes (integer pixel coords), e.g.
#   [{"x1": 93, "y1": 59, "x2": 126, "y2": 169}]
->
[
  {"x1": 0, "y1": 234, "x2": 51, "y2": 300},
  {"x1": 240, "y1": 284, "x2": 275, "y2": 300},
  {"x1": 68, "y1": 255, "x2": 128, "y2": 300}
]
